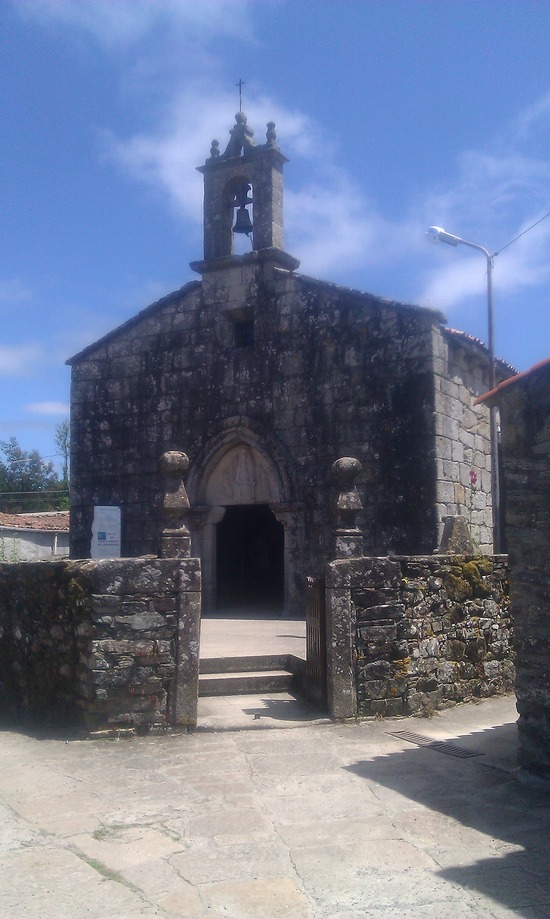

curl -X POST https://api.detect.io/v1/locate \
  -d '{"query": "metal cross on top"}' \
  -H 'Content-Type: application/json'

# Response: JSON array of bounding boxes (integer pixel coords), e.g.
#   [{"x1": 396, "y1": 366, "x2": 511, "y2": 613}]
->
[{"x1": 235, "y1": 79, "x2": 245, "y2": 112}]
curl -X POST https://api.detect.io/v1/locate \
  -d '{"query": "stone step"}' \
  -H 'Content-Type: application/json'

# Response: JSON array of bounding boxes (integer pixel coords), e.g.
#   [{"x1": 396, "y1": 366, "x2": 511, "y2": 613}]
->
[
  {"x1": 199, "y1": 669, "x2": 294, "y2": 697},
  {"x1": 200, "y1": 654, "x2": 297, "y2": 675}
]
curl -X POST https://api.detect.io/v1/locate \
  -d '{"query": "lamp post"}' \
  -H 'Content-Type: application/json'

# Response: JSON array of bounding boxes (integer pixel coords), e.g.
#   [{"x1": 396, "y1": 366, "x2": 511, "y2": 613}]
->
[{"x1": 427, "y1": 226, "x2": 500, "y2": 552}]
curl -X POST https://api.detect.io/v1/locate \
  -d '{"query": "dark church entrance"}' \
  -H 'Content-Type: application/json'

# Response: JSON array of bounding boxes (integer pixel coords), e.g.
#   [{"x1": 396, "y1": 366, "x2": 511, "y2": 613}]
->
[{"x1": 216, "y1": 504, "x2": 284, "y2": 611}]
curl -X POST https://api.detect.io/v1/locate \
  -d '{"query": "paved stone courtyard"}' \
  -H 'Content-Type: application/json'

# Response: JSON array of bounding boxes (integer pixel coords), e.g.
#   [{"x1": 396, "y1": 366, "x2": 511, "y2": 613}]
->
[{"x1": 1, "y1": 694, "x2": 549, "y2": 918}]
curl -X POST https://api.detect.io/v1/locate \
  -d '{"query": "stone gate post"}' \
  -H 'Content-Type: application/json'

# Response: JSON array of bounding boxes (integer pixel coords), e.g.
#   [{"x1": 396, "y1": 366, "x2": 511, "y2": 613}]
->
[{"x1": 325, "y1": 457, "x2": 364, "y2": 718}]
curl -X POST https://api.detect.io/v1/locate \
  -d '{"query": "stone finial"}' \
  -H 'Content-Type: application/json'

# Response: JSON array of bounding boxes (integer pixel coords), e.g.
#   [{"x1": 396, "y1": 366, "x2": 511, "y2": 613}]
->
[
  {"x1": 331, "y1": 457, "x2": 364, "y2": 558},
  {"x1": 160, "y1": 451, "x2": 191, "y2": 559},
  {"x1": 332, "y1": 457, "x2": 363, "y2": 525},
  {"x1": 266, "y1": 121, "x2": 277, "y2": 146},
  {"x1": 209, "y1": 139, "x2": 220, "y2": 158},
  {"x1": 222, "y1": 111, "x2": 257, "y2": 158},
  {"x1": 436, "y1": 515, "x2": 476, "y2": 555}
]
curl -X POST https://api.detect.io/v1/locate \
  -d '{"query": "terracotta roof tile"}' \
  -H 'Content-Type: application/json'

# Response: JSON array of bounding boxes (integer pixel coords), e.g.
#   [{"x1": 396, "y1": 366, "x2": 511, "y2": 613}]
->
[
  {"x1": 0, "y1": 511, "x2": 70, "y2": 532},
  {"x1": 475, "y1": 356, "x2": 550, "y2": 405}
]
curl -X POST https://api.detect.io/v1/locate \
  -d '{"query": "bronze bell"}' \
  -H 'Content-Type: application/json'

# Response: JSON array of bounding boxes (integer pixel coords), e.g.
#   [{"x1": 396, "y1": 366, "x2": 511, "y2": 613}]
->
[{"x1": 233, "y1": 205, "x2": 253, "y2": 236}]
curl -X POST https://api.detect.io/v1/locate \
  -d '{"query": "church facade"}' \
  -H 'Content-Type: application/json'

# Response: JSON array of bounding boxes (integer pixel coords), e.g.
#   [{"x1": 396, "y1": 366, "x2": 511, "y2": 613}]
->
[{"x1": 68, "y1": 112, "x2": 502, "y2": 614}]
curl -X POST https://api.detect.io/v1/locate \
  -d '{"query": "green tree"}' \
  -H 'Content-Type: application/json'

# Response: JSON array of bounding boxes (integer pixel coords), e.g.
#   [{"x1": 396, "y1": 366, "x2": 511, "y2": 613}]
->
[
  {"x1": 55, "y1": 419, "x2": 70, "y2": 485},
  {"x1": 0, "y1": 437, "x2": 68, "y2": 512}
]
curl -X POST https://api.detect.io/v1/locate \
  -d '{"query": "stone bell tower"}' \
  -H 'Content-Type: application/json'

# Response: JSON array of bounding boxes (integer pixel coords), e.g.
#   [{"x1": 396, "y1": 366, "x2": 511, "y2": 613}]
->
[{"x1": 191, "y1": 111, "x2": 299, "y2": 272}]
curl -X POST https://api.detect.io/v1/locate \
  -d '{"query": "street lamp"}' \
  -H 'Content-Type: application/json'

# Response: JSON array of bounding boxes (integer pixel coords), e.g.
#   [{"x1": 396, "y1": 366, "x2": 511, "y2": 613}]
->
[{"x1": 427, "y1": 225, "x2": 500, "y2": 552}]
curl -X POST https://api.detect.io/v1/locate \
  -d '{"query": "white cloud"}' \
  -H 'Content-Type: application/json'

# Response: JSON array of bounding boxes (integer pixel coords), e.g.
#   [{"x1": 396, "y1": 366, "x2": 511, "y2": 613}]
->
[
  {"x1": 417, "y1": 217, "x2": 550, "y2": 316},
  {"x1": 514, "y1": 90, "x2": 550, "y2": 142},
  {"x1": 419, "y1": 256, "x2": 491, "y2": 312},
  {"x1": 104, "y1": 84, "x2": 391, "y2": 281},
  {"x1": 15, "y1": 0, "x2": 254, "y2": 48},
  {"x1": 414, "y1": 92, "x2": 550, "y2": 316},
  {"x1": 285, "y1": 175, "x2": 388, "y2": 279},
  {"x1": 10, "y1": 0, "x2": 416, "y2": 288},
  {"x1": 13, "y1": 0, "x2": 257, "y2": 111},
  {"x1": 104, "y1": 86, "x2": 318, "y2": 223},
  {"x1": 447, "y1": 212, "x2": 550, "y2": 317},
  {"x1": 421, "y1": 150, "x2": 550, "y2": 244},
  {"x1": 22, "y1": 0, "x2": 550, "y2": 325},
  {"x1": 24, "y1": 402, "x2": 69, "y2": 416},
  {"x1": 495, "y1": 219, "x2": 550, "y2": 289},
  {"x1": 0, "y1": 345, "x2": 43, "y2": 377},
  {"x1": 105, "y1": 69, "x2": 550, "y2": 301}
]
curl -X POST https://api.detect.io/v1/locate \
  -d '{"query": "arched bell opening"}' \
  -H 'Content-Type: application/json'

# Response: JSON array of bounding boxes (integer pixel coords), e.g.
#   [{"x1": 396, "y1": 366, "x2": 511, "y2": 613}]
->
[
  {"x1": 224, "y1": 176, "x2": 254, "y2": 255},
  {"x1": 216, "y1": 504, "x2": 284, "y2": 612}
]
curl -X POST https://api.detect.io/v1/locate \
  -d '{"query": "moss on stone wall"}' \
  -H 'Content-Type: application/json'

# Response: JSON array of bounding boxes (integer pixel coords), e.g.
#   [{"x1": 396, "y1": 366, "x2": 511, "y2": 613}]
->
[{"x1": 353, "y1": 554, "x2": 513, "y2": 717}]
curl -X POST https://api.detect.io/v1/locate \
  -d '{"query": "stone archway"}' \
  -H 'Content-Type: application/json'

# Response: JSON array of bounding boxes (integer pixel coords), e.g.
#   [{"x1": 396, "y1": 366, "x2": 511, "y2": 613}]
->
[
  {"x1": 192, "y1": 442, "x2": 288, "y2": 612},
  {"x1": 186, "y1": 423, "x2": 304, "y2": 614},
  {"x1": 204, "y1": 443, "x2": 281, "y2": 507}
]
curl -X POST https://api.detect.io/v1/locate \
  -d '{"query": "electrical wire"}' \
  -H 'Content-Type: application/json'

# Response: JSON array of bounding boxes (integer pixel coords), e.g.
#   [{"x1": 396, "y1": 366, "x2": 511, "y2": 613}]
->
[
  {"x1": 0, "y1": 489, "x2": 69, "y2": 496},
  {"x1": 494, "y1": 209, "x2": 550, "y2": 257}
]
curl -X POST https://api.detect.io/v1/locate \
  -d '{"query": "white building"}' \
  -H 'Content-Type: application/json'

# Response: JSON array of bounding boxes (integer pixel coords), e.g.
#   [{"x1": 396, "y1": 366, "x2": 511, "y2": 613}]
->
[{"x1": 0, "y1": 512, "x2": 70, "y2": 561}]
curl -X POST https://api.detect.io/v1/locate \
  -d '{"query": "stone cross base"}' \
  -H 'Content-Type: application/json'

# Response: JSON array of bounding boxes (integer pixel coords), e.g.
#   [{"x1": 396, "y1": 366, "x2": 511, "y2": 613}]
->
[
  {"x1": 437, "y1": 515, "x2": 475, "y2": 555},
  {"x1": 161, "y1": 529, "x2": 191, "y2": 559},
  {"x1": 334, "y1": 529, "x2": 364, "y2": 559}
]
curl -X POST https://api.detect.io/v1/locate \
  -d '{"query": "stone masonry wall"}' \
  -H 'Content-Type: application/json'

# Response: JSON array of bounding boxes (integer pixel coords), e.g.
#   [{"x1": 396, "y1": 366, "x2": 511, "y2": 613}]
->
[
  {"x1": 494, "y1": 360, "x2": 550, "y2": 779},
  {"x1": 0, "y1": 556, "x2": 201, "y2": 733},
  {"x1": 69, "y1": 282, "x2": 203, "y2": 561},
  {"x1": 433, "y1": 331, "x2": 495, "y2": 553},
  {"x1": 325, "y1": 554, "x2": 513, "y2": 719},
  {"x1": 0, "y1": 559, "x2": 92, "y2": 723},
  {"x1": 272, "y1": 274, "x2": 441, "y2": 564},
  {"x1": 69, "y1": 259, "x2": 500, "y2": 614},
  {"x1": 69, "y1": 267, "x2": 443, "y2": 572}
]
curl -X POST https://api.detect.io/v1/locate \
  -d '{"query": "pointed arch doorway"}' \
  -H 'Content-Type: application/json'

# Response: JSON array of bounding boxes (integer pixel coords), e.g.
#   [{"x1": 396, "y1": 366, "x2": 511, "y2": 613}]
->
[
  {"x1": 216, "y1": 504, "x2": 284, "y2": 611},
  {"x1": 191, "y1": 439, "x2": 298, "y2": 614}
]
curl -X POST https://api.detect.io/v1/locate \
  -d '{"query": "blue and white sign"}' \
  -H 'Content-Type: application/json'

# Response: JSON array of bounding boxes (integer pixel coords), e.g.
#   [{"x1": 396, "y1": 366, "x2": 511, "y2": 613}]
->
[{"x1": 91, "y1": 506, "x2": 121, "y2": 559}]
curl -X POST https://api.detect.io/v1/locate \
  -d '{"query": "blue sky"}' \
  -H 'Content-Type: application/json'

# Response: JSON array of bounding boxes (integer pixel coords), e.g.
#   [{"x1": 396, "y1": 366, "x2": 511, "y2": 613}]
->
[{"x1": 2, "y1": 0, "x2": 550, "y2": 471}]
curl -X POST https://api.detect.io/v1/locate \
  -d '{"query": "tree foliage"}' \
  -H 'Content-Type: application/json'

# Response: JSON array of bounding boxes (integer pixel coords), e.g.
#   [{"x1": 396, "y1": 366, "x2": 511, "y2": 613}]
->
[
  {"x1": 0, "y1": 436, "x2": 68, "y2": 512},
  {"x1": 55, "y1": 419, "x2": 70, "y2": 485}
]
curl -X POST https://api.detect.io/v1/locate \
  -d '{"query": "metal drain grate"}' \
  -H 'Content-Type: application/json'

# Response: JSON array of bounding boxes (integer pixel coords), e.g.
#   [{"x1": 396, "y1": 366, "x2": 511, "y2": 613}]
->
[{"x1": 387, "y1": 730, "x2": 483, "y2": 759}]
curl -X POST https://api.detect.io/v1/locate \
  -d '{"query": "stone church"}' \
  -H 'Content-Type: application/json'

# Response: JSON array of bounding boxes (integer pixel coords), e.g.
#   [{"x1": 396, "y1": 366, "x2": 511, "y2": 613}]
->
[{"x1": 68, "y1": 111, "x2": 505, "y2": 614}]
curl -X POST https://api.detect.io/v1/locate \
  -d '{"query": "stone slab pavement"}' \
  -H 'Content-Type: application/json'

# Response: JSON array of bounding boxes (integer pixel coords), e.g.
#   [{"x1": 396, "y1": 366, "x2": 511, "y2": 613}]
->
[
  {"x1": 1, "y1": 693, "x2": 549, "y2": 919},
  {"x1": 199, "y1": 614, "x2": 306, "y2": 660}
]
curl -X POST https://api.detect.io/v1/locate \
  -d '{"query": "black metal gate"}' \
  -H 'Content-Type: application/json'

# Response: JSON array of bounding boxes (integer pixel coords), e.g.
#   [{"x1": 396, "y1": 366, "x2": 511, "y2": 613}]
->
[{"x1": 304, "y1": 576, "x2": 327, "y2": 709}]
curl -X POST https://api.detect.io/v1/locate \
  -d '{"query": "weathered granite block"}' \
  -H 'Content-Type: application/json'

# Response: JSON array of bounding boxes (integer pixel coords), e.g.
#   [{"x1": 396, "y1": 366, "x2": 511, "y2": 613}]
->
[
  {"x1": 356, "y1": 603, "x2": 405, "y2": 622},
  {"x1": 114, "y1": 611, "x2": 170, "y2": 632},
  {"x1": 354, "y1": 588, "x2": 401, "y2": 609},
  {"x1": 326, "y1": 554, "x2": 513, "y2": 719},
  {"x1": 90, "y1": 558, "x2": 181, "y2": 596}
]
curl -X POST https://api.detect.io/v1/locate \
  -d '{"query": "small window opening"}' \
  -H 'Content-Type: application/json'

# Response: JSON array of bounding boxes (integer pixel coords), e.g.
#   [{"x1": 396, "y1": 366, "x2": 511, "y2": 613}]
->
[{"x1": 234, "y1": 319, "x2": 255, "y2": 349}]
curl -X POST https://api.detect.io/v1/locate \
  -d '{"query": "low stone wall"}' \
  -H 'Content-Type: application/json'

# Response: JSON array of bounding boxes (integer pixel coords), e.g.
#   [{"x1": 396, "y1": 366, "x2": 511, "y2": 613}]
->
[
  {"x1": 0, "y1": 556, "x2": 201, "y2": 733},
  {"x1": 326, "y1": 554, "x2": 513, "y2": 719},
  {"x1": 0, "y1": 559, "x2": 91, "y2": 723}
]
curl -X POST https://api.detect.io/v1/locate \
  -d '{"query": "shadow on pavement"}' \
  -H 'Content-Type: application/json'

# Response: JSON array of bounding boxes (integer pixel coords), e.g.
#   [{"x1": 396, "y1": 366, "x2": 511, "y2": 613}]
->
[
  {"x1": 344, "y1": 721, "x2": 550, "y2": 917},
  {"x1": 241, "y1": 696, "x2": 325, "y2": 722},
  {"x1": 0, "y1": 715, "x2": 87, "y2": 742}
]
